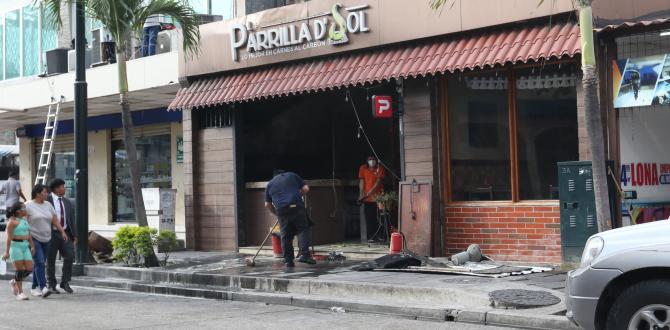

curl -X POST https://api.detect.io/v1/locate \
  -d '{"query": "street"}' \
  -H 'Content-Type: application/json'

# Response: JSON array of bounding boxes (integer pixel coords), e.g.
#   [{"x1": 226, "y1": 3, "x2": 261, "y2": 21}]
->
[{"x1": 0, "y1": 283, "x2": 519, "y2": 330}]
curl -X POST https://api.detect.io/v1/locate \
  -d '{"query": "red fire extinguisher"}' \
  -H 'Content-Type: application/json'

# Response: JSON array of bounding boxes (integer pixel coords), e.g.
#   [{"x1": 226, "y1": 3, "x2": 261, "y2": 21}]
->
[{"x1": 389, "y1": 232, "x2": 403, "y2": 254}]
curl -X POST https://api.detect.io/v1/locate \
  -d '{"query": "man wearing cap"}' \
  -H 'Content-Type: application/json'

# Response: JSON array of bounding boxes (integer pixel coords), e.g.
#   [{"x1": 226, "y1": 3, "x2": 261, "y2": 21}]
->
[
  {"x1": 358, "y1": 156, "x2": 385, "y2": 241},
  {"x1": 265, "y1": 170, "x2": 316, "y2": 268}
]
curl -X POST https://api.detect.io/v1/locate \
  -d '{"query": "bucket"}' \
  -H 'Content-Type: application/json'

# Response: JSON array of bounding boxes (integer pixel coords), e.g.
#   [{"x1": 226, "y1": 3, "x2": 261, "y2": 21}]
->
[{"x1": 389, "y1": 232, "x2": 403, "y2": 254}]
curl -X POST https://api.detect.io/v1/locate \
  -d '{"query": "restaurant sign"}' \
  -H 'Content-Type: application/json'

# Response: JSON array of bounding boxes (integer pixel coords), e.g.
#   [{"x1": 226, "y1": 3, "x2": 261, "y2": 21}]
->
[{"x1": 229, "y1": 4, "x2": 371, "y2": 61}]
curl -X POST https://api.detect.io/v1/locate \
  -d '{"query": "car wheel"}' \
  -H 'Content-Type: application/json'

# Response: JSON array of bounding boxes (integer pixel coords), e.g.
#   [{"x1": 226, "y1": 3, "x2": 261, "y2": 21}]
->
[{"x1": 606, "y1": 279, "x2": 670, "y2": 330}]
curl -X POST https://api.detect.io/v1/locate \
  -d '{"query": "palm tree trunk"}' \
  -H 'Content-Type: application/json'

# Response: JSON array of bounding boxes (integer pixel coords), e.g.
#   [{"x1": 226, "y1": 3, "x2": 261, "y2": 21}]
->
[
  {"x1": 116, "y1": 51, "x2": 148, "y2": 228},
  {"x1": 579, "y1": 4, "x2": 612, "y2": 232}
]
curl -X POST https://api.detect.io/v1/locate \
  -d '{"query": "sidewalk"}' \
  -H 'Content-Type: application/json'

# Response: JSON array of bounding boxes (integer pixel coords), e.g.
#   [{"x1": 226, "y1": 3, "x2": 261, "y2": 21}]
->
[{"x1": 65, "y1": 251, "x2": 577, "y2": 330}]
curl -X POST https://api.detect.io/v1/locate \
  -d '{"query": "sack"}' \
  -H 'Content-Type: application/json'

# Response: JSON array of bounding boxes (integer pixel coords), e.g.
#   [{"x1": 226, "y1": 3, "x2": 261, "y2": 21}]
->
[{"x1": 0, "y1": 257, "x2": 7, "y2": 275}]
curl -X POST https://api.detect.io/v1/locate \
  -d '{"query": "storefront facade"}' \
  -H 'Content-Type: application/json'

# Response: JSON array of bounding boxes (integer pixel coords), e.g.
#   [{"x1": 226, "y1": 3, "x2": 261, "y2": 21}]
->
[
  {"x1": 17, "y1": 109, "x2": 186, "y2": 239},
  {"x1": 167, "y1": 0, "x2": 594, "y2": 262},
  {"x1": 597, "y1": 19, "x2": 670, "y2": 228}
]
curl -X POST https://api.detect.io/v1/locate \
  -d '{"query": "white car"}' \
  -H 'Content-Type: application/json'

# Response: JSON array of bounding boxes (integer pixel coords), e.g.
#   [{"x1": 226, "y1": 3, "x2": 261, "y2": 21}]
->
[{"x1": 566, "y1": 219, "x2": 670, "y2": 330}]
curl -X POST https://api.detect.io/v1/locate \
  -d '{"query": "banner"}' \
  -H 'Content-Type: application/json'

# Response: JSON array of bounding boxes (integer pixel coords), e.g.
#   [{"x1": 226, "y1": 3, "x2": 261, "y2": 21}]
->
[{"x1": 613, "y1": 54, "x2": 670, "y2": 108}]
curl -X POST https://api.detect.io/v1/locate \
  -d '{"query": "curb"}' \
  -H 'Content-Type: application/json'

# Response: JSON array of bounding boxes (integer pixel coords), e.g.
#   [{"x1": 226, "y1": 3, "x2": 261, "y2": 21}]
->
[{"x1": 70, "y1": 276, "x2": 578, "y2": 330}]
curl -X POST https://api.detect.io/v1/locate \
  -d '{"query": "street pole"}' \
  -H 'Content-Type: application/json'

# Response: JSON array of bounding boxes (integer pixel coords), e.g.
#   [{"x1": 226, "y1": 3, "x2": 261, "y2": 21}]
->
[{"x1": 74, "y1": 0, "x2": 90, "y2": 267}]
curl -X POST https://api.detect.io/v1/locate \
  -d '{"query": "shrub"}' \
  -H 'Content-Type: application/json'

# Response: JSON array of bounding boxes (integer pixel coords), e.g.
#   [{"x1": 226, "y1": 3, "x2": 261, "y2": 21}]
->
[{"x1": 112, "y1": 226, "x2": 179, "y2": 267}]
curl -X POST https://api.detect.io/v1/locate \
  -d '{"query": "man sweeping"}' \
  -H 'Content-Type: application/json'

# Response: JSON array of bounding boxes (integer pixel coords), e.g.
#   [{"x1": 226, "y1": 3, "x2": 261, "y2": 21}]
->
[{"x1": 264, "y1": 169, "x2": 316, "y2": 268}]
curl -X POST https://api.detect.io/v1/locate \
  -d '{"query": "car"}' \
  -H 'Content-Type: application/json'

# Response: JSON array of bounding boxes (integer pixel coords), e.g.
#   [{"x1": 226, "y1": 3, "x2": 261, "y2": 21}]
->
[{"x1": 566, "y1": 219, "x2": 670, "y2": 330}]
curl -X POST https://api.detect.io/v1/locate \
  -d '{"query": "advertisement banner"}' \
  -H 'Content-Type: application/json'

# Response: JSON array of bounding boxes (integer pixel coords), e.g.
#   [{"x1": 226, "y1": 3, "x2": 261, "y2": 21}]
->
[{"x1": 613, "y1": 54, "x2": 670, "y2": 108}]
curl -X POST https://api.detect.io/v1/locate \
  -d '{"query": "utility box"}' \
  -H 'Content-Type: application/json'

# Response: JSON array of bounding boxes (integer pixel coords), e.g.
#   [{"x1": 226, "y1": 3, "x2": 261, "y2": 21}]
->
[
  {"x1": 142, "y1": 188, "x2": 176, "y2": 234},
  {"x1": 558, "y1": 161, "x2": 616, "y2": 264}
]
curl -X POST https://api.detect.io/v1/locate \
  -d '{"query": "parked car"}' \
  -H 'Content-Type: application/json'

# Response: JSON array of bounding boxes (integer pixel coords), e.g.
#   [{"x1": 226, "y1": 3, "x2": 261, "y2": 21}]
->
[{"x1": 566, "y1": 219, "x2": 670, "y2": 330}]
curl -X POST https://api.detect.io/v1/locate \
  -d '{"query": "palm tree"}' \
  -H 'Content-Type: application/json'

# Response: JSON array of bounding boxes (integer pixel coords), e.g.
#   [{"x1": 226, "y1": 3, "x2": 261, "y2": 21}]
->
[
  {"x1": 430, "y1": 0, "x2": 612, "y2": 232},
  {"x1": 42, "y1": 0, "x2": 200, "y2": 229}
]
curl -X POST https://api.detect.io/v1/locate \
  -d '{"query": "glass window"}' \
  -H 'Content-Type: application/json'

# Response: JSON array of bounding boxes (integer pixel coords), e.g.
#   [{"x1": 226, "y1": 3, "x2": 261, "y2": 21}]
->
[
  {"x1": 41, "y1": 6, "x2": 59, "y2": 66},
  {"x1": 0, "y1": 14, "x2": 4, "y2": 80},
  {"x1": 212, "y1": 0, "x2": 235, "y2": 19},
  {"x1": 516, "y1": 65, "x2": 578, "y2": 200},
  {"x1": 112, "y1": 135, "x2": 172, "y2": 222},
  {"x1": 448, "y1": 72, "x2": 511, "y2": 201},
  {"x1": 33, "y1": 151, "x2": 76, "y2": 200},
  {"x1": 5, "y1": 9, "x2": 20, "y2": 79},
  {"x1": 189, "y1": 0, "x2": 208, "y2": 14},
  {"x1": 22, "y1": 5, "x2": 40, "y2": 77}
]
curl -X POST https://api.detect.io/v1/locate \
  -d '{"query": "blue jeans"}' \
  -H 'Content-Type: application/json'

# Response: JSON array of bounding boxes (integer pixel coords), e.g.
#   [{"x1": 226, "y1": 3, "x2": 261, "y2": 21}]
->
[
  {"x1": 142, "y1": 26, "x2": 161, "y2": 57},
  {"x1": 32, "y1": 238, "x2": 50, "y2": 290}
]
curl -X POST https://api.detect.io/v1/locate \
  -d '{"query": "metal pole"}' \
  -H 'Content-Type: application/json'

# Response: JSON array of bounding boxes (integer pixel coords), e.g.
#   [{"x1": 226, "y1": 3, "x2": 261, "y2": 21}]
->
[
  {"x1": 74, "y1": 0, "x2": 90, "y2": 266},
  {"x1": 396, "y1": 78, "x2": 406, "y2": 182}
]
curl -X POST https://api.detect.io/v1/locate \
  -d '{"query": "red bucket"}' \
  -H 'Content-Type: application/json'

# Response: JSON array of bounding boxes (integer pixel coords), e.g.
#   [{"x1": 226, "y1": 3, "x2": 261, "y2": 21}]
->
[{"x1": 389, "y1": 232, "x2": 403, "y2": 254}]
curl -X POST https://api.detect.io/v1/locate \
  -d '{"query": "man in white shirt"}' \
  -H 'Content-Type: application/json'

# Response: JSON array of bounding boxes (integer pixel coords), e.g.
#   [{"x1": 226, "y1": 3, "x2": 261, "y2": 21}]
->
[
  {"x1": 1, "y1": 171, "x2": 27, "y2": 206},
  {"x1": 46, "y1": 178, "x2": 77, "y2": 294}
]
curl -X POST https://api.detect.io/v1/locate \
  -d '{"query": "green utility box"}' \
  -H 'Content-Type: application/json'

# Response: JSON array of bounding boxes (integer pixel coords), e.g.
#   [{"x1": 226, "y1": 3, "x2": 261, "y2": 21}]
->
[{"x1": 558, "y1": 161, "x2": 616, "y2": 264}]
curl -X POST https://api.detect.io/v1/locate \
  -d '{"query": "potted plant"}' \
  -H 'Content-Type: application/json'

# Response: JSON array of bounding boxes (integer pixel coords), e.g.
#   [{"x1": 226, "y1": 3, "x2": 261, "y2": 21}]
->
[{"x1": 374, "y1": 191, "x2": 398, "y2": 213}]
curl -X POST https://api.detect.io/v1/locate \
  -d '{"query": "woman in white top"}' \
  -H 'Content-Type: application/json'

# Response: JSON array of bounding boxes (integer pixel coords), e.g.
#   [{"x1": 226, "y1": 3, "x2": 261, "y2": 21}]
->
[{"x1": 25, "y1": 184, "x2": 67, "y2": 298}]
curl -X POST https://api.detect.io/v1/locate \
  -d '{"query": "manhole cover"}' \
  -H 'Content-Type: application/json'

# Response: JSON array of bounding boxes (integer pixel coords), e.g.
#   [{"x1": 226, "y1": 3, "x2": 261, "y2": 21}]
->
[
  {"x1": 489, "y1": 289, "x2": 560, "y2": 309},
  {"x1": 441, "y1": 277, "x2": 492, "y2": 285}
]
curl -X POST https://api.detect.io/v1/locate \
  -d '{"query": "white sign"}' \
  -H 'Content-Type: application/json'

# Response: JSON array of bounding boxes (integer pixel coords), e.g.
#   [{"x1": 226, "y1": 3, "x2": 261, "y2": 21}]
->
[
  {"x1": 229, "y1": 4, "x2": 371, "y2": 61},
  {"x1": 142, "y1": 188, "x2": 176, "y2": 233},
  {"x1": 619, "y1": 109, "x2": 670, "y2": 202}
]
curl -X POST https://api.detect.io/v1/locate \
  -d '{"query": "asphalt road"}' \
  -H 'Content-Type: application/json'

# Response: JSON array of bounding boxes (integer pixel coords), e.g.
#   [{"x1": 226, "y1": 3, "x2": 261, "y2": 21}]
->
[{"x1": 0, "y1": 284, "x2": 520, "y2": 330}]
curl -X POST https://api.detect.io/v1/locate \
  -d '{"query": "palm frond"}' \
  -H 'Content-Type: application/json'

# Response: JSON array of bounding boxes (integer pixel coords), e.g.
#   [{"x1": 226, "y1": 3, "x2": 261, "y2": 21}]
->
[
  {"x1": 429, "y1": 0, "x2": 456, "y2": 11},
  {"x1": 38, "y1": 0, "x2": 75, "y2": 29}
]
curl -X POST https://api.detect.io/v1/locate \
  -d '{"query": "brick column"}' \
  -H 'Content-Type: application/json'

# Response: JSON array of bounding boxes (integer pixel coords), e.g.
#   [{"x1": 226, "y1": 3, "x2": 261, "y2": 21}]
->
[{"x1": 182, "y1": 109, "x2": 196, "y2": 249}]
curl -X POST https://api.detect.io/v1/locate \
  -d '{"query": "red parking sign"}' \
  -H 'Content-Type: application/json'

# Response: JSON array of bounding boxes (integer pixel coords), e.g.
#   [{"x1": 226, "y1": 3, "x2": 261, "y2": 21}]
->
[{"x1": 372, "y1": 95, "x2": 393, "y2": 118}]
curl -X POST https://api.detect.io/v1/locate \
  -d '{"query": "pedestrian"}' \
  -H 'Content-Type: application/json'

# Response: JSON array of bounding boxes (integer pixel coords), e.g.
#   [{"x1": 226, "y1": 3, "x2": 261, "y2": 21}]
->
[
  {"x1": 46, "y1": 178, "x2": 77, "y2": 294},
  {"x1": 264, "y1": 169, "x2": 316, "y2": 268},
  {"x1": 25, "y1": 183, "x2": 68, "y2": 298},
  {"x1": 3, "y1": 201, "x2": 35, "y2": 301},
  {"x1": 1, "y1": 171, "x2": 28, "y2": 206},
  {"x1": 358, "y1": 156, "x2": 385, "y2": 241}
]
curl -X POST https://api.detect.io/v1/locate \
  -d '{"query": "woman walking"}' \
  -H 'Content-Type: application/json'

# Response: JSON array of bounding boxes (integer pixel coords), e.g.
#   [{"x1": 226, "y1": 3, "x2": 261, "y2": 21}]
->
[
  {"x1": 26, "y1": 184, "x2": 68, "y2": 298},
  {"x1": 3, "y1": 201, "x2": 35, "y2": 300}
]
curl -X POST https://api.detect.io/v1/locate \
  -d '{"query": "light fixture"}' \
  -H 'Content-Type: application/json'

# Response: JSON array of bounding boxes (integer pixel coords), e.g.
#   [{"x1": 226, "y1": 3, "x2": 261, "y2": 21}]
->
[{"x1": 661, "y1": 30, "x2": 670, "y2": 37}]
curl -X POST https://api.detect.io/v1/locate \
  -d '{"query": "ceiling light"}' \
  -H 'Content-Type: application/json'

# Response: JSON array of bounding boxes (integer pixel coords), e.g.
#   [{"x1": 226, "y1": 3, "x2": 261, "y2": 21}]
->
[{"x1": 660, "y1": 30, "x2": 670, "y2": 37}]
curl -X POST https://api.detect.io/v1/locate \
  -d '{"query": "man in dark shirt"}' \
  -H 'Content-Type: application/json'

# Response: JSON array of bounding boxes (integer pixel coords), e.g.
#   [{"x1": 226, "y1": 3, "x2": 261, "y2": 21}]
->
[{"x1": 265, "y1": 170, "x2": 316, "y2": 267}]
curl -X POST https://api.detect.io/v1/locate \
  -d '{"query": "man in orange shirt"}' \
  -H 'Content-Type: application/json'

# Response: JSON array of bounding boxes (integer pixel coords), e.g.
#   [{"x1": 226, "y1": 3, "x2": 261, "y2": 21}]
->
[{"x1": 358, "y1": 156, "x2": 385, "y2": 241}]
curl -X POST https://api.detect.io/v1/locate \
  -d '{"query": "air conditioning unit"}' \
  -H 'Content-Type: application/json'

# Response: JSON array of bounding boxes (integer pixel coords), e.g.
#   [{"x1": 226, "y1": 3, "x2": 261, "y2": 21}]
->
[
  {"x1": 156, "y1": 30, "x2": 178, "y2": 54},
  {"x1": 45, "y1": 48, "x2": 70, "y2": 75},
  {"x1": 67, "y1": 48, "x2": 93, "y2": 72},
  {"x1": 91, "y1": 27, "x2": 114, "y2": 64}
]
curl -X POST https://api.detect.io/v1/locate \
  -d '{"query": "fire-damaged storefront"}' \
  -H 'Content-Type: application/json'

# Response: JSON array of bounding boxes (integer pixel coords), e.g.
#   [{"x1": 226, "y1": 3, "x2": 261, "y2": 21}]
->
[{"x1": 169, "y1": 0, "x2": 586, "y2": 263}]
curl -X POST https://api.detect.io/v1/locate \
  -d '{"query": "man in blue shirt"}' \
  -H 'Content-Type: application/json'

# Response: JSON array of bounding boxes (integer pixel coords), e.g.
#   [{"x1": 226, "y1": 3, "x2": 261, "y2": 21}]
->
[{"x1": 265, "y1": 170, "x2": 316, "y2": 267}]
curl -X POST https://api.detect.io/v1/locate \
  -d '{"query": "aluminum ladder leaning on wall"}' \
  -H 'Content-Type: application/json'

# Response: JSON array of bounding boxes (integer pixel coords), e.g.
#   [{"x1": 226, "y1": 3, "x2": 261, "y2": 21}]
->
[{"x1": 34, "y1": 96, "x2": 65, "y2": 185}]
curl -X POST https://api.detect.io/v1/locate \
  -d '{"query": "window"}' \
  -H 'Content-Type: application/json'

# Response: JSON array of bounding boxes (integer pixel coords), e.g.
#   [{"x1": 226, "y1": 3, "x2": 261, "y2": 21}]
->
[
  {"x1": 112, "y1": 135, "x2": 172, "y2": 222},
  {"x1": 22, "y1": 5, "x2": 40, "y2": 77},
  {"x1": 33, "y1": 150, "x2": 76, "y2": 200},
  {"x1": 0, "y1": 14, "x2": 4, "y2": 80},
  {"x1": 5, "y1": 9, "x2": 20, "y2": 79},
  {"x1": 516, "y1": 65, "x2": 578, "y2": 200},
  {"x1": 41, "y1": 6, "x2": 58, "y2": 68},
  {"x1": 190, "y1": 0, "x2": 209, "y2": 14},
  {"x1": 211, "y1": 0, "x2": 235, "y2": 19},
  {"x1": 448, "y1": 72, "x2": 511, "y2": 201},
  {"x1": 445, "y1": 64, "x2": 579, "y2": 202}
]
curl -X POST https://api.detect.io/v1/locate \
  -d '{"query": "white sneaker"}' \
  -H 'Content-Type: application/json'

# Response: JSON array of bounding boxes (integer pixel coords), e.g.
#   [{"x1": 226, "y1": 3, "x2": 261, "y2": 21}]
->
[
  {"x1": 9, "y1": 280, "x2": 17, "y2": 296},
  {"x1": 41, "y1": 287, "x2": 51, "y2": 298},
  {"x1": 16, "y1": 293, "x2": 28, "y2": 301},
  {"x1": 30, "y1": 288, "x2": 42, "y2": 297}
]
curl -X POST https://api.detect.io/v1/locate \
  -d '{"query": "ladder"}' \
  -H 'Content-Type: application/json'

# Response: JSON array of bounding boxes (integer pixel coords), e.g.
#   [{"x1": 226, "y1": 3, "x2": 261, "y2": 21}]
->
[{"x1": 35, "y1": 96, "x2": 65, "y2": 185}]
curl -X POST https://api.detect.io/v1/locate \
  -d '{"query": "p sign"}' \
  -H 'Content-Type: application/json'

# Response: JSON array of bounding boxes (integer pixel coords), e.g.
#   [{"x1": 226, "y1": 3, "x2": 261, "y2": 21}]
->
[{"x1": 372, "y1": 95, "x2": 393, "y2": 118}]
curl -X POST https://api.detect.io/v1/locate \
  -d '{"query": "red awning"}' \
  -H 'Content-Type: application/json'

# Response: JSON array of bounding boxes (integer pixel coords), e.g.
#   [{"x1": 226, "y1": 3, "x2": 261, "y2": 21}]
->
[{"x1": 169, "y1": 21, "x2": 580, "y2": 110}]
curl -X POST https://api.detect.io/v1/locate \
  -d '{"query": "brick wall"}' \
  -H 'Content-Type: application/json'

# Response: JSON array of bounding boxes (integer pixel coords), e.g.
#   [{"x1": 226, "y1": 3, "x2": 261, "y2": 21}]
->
[{"x1": 445, "y1": 205, "x2": 561, "y2": 263}]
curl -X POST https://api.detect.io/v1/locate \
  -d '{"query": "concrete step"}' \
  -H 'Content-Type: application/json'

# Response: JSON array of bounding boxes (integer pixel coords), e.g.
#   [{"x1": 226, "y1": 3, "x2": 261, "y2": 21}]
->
[
  {"x1": 69, "y1": 275, "x2": 577, "y2": 330},
  {"x1": 82, "y1": 265, "x2": 487, "y2": 306}
]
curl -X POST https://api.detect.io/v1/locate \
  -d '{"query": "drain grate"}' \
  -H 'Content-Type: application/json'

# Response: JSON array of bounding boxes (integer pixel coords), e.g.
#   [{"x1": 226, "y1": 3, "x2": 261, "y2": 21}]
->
[{"x1": 489, "y1": 289, "x2": 560, "y2": 309}]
